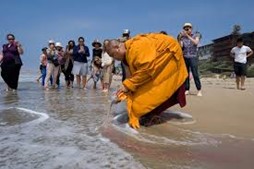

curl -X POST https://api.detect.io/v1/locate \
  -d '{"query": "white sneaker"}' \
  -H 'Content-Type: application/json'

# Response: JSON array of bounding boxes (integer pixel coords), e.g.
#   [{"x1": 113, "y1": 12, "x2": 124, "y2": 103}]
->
[
  {"x1": 197, "y1": 91, "x2": 202, "y2": 97},
  {"x1": 185, "y1": 90, "x2": 190, "y2": 95}
]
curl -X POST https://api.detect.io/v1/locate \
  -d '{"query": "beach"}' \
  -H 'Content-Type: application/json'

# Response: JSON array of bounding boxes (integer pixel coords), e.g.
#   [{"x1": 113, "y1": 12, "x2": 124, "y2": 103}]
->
[
  {"x1": 0, "y1": 72, "x2": 254, "y2": 169},
  {"x1": 103, "y1": 76, "x2": 254, "y2": 169},
  {"x1": 177, "y1": 77, "x2": 254, "y2": 138}
]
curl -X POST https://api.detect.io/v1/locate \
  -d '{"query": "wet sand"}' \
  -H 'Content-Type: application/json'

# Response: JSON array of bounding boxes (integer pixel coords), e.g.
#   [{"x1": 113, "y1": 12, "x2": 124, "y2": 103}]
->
[
  {"x1": 176, "y1": 77, "x2": 254, "y2": 138},
  {"x1": 103, "y1": 77, "x2": 254, "y2": 169}
]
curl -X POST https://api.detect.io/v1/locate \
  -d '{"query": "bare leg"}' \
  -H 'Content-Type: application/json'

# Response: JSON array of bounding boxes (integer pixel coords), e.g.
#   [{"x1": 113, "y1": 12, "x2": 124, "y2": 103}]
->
[
  {"x1": 52, "y1": 66, "x2": 60, "y2": 88},
  {"x1": 101, "y1": 80, "x2": 104, "y2": 90},
  {"x1": 44, "y1": 63, "x2": 54, "y2": 89},
  {"x1": 82, "y1": 75, "x2": 87, "y2": 89},
  {"x1": 236, "y1": 76, "x2": 240, "y2": 89},
  {"x1": 240, "y1": 76, "x2": 246, "y2": 90},
  {"x1": 66, "y1": 80, "x2": 70, "y2": 88},
  {"x1": 76, "y1": 75, "x2": 81, "y2": 88},
  {"x1": 103, "y1": 83, "x2": 109, "y2": 92}
]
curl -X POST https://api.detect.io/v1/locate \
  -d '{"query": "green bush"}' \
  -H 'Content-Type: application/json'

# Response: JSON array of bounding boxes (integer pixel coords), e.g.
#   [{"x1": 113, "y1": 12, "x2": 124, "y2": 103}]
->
[{"x1": 247, "y1": 66, "x2": 254, "y2": 77}]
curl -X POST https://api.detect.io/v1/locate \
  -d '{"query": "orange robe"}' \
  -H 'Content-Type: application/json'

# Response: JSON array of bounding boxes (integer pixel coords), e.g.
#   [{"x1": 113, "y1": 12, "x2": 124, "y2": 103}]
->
[{"x1": 122, "y1": 33, "x2": 188, "y2": 129}]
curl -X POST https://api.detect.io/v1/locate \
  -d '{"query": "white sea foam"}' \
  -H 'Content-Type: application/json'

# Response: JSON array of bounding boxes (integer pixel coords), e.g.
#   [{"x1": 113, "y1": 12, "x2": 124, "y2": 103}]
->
[
  {"x1": 110, "y1": 110, "x2": 221, "y2": 146},
  {"x1": 10, "y1": 107, "x2": 49, "y2": 126},
  {"x1": 112, "y1": 121, "x2": 220, "y2": 146}
]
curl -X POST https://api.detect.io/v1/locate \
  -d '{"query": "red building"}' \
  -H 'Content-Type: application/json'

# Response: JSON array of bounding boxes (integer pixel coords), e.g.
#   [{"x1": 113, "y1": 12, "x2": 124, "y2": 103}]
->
[{"x1": 212, "y1": 34, "x2": 239, "y2": 61}]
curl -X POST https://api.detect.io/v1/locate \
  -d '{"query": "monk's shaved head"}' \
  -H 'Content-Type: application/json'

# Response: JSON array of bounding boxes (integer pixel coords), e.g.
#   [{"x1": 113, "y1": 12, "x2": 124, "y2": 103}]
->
[
  {"x1": 105, "y1": 39, "x2": 126, "y2": 61},
  {"x1": 105, "y1": 39, "x2": 120, "y2": 52}
]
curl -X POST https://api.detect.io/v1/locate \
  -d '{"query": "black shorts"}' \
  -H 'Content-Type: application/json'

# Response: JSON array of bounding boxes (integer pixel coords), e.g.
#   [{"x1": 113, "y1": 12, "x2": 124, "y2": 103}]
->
[{"x1": 234, "y1": 62, "x2": 247, "y2": 76}]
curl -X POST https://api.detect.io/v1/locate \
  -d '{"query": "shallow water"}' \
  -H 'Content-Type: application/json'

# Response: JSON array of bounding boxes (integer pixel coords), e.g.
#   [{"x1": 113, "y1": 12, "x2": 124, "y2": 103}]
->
[
  {"x1": 0, "y1": 74, "x2": 254, "y2": 169},
  {"x1": 0, "y1": 76, "x2": 145, "y2": 169}
]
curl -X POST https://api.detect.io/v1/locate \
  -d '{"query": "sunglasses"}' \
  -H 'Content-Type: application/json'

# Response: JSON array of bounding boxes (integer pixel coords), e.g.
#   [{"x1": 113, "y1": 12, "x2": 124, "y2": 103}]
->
[
  {"x1": 184, "y1": 27, "x2": 191, "y2": 31},
  {"x1": 8, "y1": 38, "x2": 14, "y2": 40}
]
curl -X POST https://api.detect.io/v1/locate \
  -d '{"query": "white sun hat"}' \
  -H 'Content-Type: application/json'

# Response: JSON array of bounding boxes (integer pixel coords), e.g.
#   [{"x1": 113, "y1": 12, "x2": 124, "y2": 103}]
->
[
  {"x1": 48, "y1": 39, "x2": 55, "y2": 44},
  {"x1": 183, "y1": 23, "x2": 192, "y2": 28},
  {"x1": 55, "y1": 42, "x2": 63, "y2": 48}
]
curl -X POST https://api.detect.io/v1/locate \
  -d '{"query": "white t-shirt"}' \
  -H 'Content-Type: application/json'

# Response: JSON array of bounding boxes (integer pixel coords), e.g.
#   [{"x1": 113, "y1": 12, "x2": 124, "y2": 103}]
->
[
  {"x1": 231, "y1": 45, "x2": 252, "y2": 64},
  {"x1": 101, "y1": 52, "x2": 113, "y2": 67}
]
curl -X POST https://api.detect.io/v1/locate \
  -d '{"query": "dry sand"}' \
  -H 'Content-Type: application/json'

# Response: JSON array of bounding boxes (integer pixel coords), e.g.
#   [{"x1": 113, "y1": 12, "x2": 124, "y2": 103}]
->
[{"x1": 171, "y1": 77, "x2": 254, "y2": 139}]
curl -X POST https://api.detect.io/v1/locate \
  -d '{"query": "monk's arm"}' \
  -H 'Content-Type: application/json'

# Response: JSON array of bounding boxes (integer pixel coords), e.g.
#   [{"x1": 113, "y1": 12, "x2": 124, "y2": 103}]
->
[
  {"x1": 123, "y1": 41, "x2": 156, "y2": 92},
  {"x1": 123, "y1": 64, "x2": 154, "y2": 92}
]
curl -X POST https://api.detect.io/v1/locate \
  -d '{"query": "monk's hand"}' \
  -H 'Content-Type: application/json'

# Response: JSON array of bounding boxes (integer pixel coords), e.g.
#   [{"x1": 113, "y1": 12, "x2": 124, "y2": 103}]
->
[
  {"x1": 116, "y1": 85, "x2": 128, "y2": 95},
  {"x1": 129, "y1": 117, "x2": 140, "y2": 129},
  {"x1": 130, "y1": 122, "x2": 140, "y2": 129}
]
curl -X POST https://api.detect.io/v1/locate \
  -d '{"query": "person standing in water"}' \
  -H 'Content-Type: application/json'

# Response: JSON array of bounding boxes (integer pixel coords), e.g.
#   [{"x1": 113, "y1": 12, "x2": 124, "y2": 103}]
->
[
  {"x1": 101, "y1": 39, "x2": 114, "y2": 92},
  {"x1": 63, "y1": 40, "x2": 75, "y2": 88},
  {"x1": 1, "y1": 34, "x2": 24, "y2": 91},
  {"x1": 40, "y1": 47, "x2": 49, "y2": 87},
  {"x1": 72, "y1": 37, "x2": 90, "y2": 89}
]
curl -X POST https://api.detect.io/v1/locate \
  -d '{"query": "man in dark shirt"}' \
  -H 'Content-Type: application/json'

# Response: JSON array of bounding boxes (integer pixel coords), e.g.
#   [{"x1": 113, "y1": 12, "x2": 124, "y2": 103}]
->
[{"x1": 72, "y1": 37, "x2": 90, "y2": 89}]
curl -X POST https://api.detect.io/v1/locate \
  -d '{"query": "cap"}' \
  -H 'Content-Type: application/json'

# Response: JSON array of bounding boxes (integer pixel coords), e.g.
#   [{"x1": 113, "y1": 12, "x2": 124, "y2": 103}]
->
[
  {"x1": 55, "y1": 42, "x2": 62, "y2": 48},
  {"x1": 48, "y1": 40, "x2": 55, "y2": 44},
  {"x1": 122, "y1": 29, "x2": 130, "y2": 35},
  {"x1": 183, "y1": 23, "x2": 192, "y2": 28}
]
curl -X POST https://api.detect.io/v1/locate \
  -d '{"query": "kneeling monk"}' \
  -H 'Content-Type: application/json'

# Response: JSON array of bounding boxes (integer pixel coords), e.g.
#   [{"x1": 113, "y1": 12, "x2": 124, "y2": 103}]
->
[{"x1": 106, "y1": 33, "x2": 188, "y2": 129}]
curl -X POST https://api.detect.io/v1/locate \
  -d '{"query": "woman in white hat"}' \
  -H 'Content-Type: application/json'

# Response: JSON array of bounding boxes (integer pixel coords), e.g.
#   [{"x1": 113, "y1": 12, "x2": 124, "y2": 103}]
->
[
  {"x1": 178, "y1": 23, "x2": 202, "y2": 96},
  {"x1": 55, "y1": 42, "x2": 65, "y2": 87}
]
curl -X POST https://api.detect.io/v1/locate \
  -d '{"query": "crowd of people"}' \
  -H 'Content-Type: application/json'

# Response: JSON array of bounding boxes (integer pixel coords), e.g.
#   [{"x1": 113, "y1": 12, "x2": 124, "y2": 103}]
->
[
  {"x1": 0, "y1": 23, "x2": 253, "y2": 129},
  {"x1": 36, "y1": 37, "x2": 115, "y2": 92}
]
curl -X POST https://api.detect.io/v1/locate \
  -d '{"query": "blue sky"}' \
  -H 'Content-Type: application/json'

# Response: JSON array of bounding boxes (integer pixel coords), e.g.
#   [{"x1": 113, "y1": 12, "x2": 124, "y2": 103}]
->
[{"x1": 1, "y1": 0, "x2": 254, "y2": 70}]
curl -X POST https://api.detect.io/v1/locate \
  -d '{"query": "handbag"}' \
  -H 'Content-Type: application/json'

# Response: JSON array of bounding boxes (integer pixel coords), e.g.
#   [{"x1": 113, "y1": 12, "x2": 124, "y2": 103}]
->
[{"x1": 52, "y1": 58, "x2": 59, "y2": 67}]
